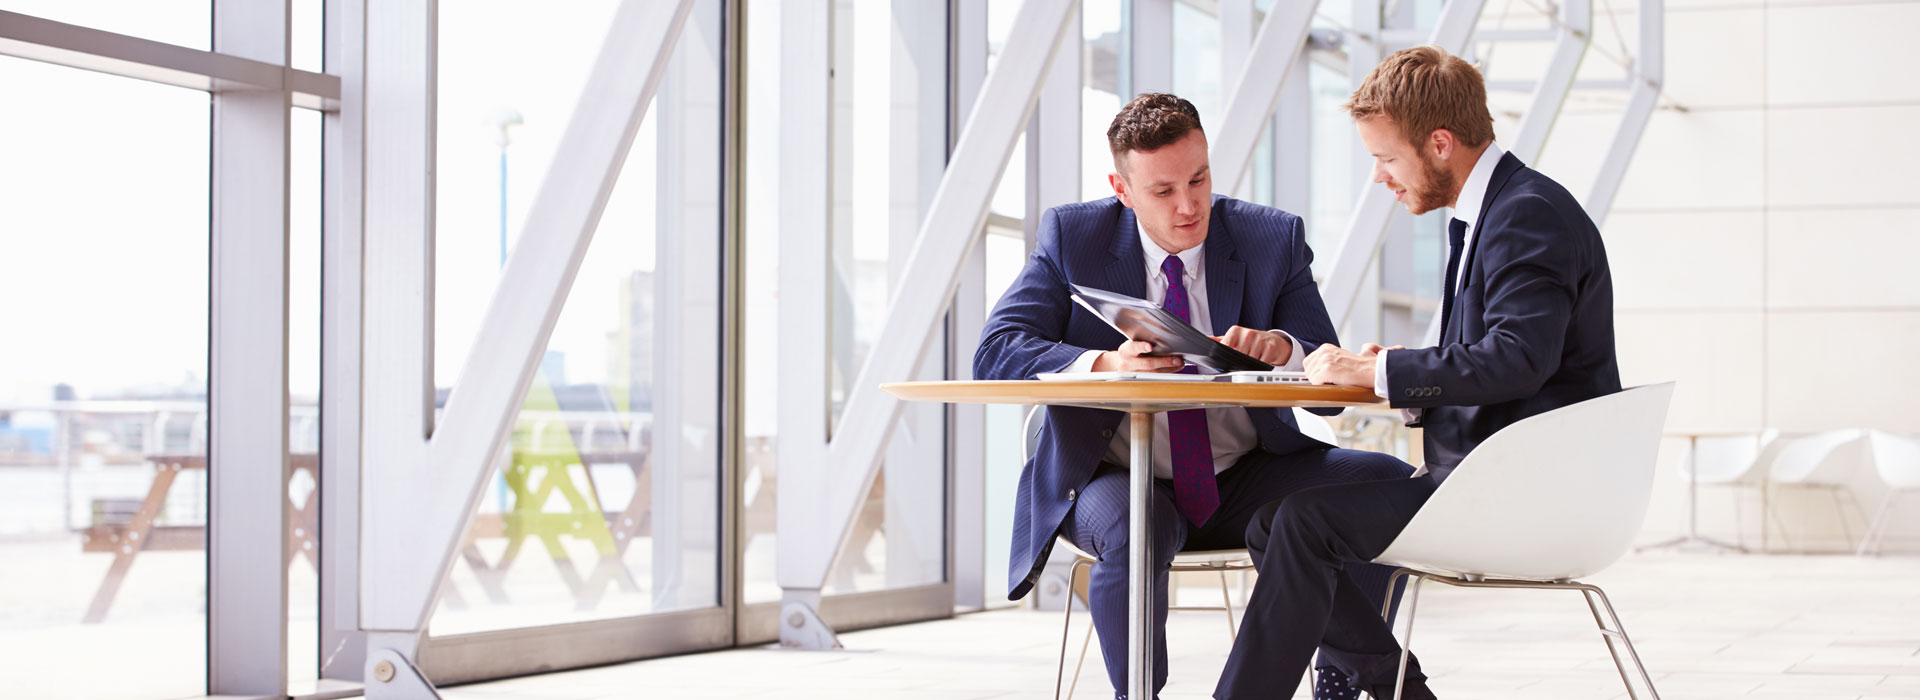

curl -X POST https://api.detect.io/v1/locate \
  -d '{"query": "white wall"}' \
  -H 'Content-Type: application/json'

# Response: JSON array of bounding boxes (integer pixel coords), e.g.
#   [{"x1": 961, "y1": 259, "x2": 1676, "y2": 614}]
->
[{"x1": 1536, "y1": 0, "x2": 1920, "y2": 551}]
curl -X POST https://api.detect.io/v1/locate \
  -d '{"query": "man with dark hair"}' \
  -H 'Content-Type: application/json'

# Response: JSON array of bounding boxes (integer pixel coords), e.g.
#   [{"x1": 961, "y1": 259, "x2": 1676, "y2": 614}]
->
[
  {"x1": 975, "y1": 92, "x2": 1415, "y2": 700},
  {"x1": 1213, "y1": 46, "x2": 1621, "y2": 699}
]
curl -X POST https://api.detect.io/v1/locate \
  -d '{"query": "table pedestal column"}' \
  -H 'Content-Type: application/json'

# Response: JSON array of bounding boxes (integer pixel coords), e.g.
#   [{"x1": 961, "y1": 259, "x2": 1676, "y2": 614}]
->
[{"x1": 1128, "y1": 411, "x2": 1155, "y2": 700}]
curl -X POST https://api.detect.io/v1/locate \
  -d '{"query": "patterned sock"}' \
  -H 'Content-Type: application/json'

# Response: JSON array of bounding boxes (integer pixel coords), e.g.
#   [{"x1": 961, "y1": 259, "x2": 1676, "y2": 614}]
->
[{"x1": 1314, "y1": 667, "x2": 1363, "y2": 700}]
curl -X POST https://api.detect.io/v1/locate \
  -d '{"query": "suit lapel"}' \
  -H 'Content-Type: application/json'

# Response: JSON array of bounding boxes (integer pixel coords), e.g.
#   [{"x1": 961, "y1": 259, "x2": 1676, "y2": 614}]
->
[
  {"x1": 1447, "y1": 152, "x2": 1526, "y2": 345},
  {"x1": 1204, "y1": 203, "x2": 1244, "y2": 335},
  {"x1": 1105, "y1": 206, "x2": 1148, "y2": 299}
]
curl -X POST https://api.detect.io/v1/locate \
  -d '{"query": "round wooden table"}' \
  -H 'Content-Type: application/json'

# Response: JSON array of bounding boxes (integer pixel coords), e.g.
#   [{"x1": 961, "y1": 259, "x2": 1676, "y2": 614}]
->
[{"x1": 882, "y1": 380, "x2": 1381, "y2": 699}]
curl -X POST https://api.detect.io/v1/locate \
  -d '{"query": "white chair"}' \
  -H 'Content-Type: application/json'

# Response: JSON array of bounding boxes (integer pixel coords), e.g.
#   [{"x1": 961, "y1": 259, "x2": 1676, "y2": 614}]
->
[
  {"x1": 1370, "y1": 383, "x2": 1676, "y2": 700},
  {"x1": 1672, "y1": 430, "x2": 1787, "y2": 551},
  {"x1": 1765, "y1": 429, "x2": 1869, "y2": 552},
  {"x1": 1038, "y1": 407, "x2": 1330, "y2": 699},
  {"x1": 1858, "y1": 431, "x2": 1920, "y2": 556}
]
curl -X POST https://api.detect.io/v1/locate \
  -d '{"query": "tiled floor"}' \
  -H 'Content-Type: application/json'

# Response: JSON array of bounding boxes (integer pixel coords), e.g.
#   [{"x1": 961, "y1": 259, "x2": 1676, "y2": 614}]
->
[{"x1": 434, "y1": 550, "x2": 1920, "y2": 700}]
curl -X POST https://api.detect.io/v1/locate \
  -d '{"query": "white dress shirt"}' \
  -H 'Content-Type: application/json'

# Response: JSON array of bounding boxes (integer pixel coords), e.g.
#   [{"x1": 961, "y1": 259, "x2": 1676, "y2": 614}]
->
[
  {"x1": 1065, "y1": 223, "x2": 1308, "y2": 477},
  {"x1": 1375, "y1": 142, "x2": 1508, "y2": 417}
]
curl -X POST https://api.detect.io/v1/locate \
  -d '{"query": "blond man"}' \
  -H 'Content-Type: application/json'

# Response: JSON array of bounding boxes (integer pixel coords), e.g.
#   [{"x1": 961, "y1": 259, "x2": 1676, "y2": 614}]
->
[{"x1": 1214, "y1": 46, "x2": 1620, "y2": 699}]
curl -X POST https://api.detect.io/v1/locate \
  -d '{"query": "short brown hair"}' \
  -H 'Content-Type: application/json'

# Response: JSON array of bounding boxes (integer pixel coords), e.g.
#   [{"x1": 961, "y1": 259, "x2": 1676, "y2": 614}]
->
[
  {"x1": 1107, "y1": 93, "x2": 1203, "y2": 171},
  {"x1": 1344, "y1": 46, "x2": 1494, "y2": 150}
]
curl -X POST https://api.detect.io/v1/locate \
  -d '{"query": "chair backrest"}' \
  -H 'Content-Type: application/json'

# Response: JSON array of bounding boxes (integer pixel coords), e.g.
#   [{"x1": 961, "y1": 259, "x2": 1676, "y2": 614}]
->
[
  {"x1": 1375, "y1": 383, "x2": 1676, "y2": 582},
  {"x1": 1868, "y1": 430, "x2": 1920, "y2": 489},
  {"x1": 1022, "y1": 405, "x2": 1045, "y2": 462},
  {"x1": 1766, "y1": 429, "x2": 1867, "y2": 485},
  {"x1": 1293, "y1": 408, "x2": 1338, "y2": 445}
]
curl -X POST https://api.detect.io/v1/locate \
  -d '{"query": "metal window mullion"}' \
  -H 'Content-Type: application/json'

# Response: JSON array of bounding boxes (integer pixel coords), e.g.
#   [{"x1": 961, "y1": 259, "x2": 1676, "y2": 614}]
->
[
  {"x1": 0, "y1": 10, "x2": 339, "y2": 106},
  {"x1": 209, "y1": 0, "x2": 292, "y2": 696},
  {"x1": 318, "y1": 0, "x2": 368, "y2": 680},
  {"x1": 947, "y1": 0, "x2": 989, "y2": 612},
  {"x1": 1125, "y1": 0, "x2": 1170, "y2": 97}
]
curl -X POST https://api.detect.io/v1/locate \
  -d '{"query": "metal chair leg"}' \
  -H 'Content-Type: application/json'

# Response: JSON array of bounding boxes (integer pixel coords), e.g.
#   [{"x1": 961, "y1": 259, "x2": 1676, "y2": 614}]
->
[
  {"x1": 1218, "y1": 570, "x2": 1238, "y2": 640},
  {"x1": 1577, "y1": 583, "x2": 1662, "y2": 700},
  {"x1": 1858, "y1": 491, "x2": 1900, "y2": 557},
  {"x1": 1391, "y1": 575, "x2": 1424, "y2": 700},
  {"x1": 1829, "y1": 487, "x2": 1857, "y2": 551},
  {"x1": 1057, "y1": 557, "x2": 1092, "y2": 700}
]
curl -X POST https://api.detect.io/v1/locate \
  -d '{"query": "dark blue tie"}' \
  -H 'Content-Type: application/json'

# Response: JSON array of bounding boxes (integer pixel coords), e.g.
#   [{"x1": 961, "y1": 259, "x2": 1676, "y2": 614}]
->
[{"x1": 1439, "y1": 218, "x2": 1468, "y2": 342}]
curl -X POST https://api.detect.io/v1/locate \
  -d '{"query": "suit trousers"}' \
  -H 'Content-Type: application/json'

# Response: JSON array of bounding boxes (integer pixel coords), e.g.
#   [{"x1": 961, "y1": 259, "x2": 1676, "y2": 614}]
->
[
  {"x1": 1215, "y1": 472, "x2": 1444, "y2": 699},
  {"x1": 1061, "y1": 447, "x2": 1414, "y2": 699}
]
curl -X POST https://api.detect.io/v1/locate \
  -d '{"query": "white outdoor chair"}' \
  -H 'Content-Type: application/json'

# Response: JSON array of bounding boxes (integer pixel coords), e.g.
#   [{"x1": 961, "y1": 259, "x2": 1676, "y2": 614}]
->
[
  {"x1": 1679, "y1": 430, "x2": 1792, "y2": 549},
  {"x1": 1369, "y1": 383, "x2": 1676, "y2": 700},
  {"x1": 1038, "y1": 407, "x2": 1333, "y2": 699},
  {"x1": 1858, "y1": 431, "x2": 1920, "y2": 556},
  {"x1": 1765, "y1": 429, "x2": 1870, "y2": 552}
]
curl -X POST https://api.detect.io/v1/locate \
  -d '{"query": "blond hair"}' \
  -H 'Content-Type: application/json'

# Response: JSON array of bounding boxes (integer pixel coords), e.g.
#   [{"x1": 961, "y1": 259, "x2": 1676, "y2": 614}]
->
[{"x1": 1344, "y1": 46, "x2": 1495, "y2": 149}]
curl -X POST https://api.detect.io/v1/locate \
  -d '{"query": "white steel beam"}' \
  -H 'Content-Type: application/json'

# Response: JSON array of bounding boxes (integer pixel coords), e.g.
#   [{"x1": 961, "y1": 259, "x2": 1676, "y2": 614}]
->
[
  {"x1": 365, "y1": 0, "x2": 696, "y2": 643},
  {"x1": 1319, "y1": 0, "x2": 1489, "y2": 329},
  {"x1": 778, "y1": 0, "x2": 1079, "y2": 606},
  {"x1": 1211, "y1": 0, "x2": 1320, "y2": 198},
  {"x1": 0, "y1": 9, "x2": 339, "y2": 109},
  {"x1": 357, "y1": 0, "x2": 437, "y2": 652},
  {"x1": 1585, "y1": 0, "x2": 1662, "y2": 226},
  {"x1": 209, "y1": 1, "x2": 292, "y2": 695},
  {"x1": 773, "y1": 0, "x2": 834, "y2": 645},
  {"x1": 1504, "y1": 0, "x2": 1591, "y2": 164}
]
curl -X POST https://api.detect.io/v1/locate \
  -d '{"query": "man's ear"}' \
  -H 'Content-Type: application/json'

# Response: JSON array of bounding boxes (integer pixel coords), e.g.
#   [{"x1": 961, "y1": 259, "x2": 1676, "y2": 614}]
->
[
  {"x1": 1109, "y1": 170, "x2": 1132, "y2": 208},
  {"x1": 1429, "y1": 128, "x2": 1456, "y2": 162}
]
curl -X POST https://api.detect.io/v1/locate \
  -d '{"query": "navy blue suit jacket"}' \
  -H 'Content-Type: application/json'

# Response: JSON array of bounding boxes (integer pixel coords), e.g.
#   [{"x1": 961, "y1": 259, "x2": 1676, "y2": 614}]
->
[
  {"x1": 1385, "y1": 153, "x2": 1622, "y2": 472},
  {"x1": 976, "y1": 196, "x2": 1341, "y2": 600}
]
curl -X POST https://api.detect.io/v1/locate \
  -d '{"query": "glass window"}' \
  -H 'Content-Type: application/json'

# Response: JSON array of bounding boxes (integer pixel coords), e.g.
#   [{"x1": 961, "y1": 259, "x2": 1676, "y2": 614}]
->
[
  {"x1": 823, "y1": 0, "x2": 947, "y2": 595},
  {"x1": 288, "y1": 105, "x2": 323, "y2": 687},
  {"x1": 428, "y1": 0, "x2": 725, "y2": 635},
  {"x1": 0, "y1": 56, "x2": 211, "y2": 700}
]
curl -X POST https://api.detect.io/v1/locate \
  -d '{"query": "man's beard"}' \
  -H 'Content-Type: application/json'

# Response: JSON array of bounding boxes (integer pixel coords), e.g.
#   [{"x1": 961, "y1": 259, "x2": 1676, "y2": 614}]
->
[{"x1": 1407, "y1": 153, "x2": 1456, "y2": 215}]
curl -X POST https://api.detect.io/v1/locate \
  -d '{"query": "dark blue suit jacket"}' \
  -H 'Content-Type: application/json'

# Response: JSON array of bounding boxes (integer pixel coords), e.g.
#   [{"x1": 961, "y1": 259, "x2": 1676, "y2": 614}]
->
[
  {"x1": 975, "y1": 196, "x2": 1340, "y2": 600},
  {"x1": 1385, "y1": 152, "x2": 1622, "y2": 473}
]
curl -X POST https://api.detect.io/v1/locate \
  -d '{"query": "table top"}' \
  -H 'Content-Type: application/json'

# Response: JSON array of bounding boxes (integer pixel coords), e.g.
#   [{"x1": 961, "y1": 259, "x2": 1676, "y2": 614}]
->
[{"x1": 881, "y1": 379, "x2": 1383, "y2": 412}]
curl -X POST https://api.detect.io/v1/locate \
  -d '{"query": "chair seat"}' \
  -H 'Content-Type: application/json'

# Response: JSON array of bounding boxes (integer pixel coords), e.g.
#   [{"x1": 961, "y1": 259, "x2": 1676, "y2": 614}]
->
[
  {"x1": 1054, "y1": 537, "x2": 1253, "y2": 569},
  {"x1": 1172, "y1": 549, "x2": 1255, "y2": 569}
]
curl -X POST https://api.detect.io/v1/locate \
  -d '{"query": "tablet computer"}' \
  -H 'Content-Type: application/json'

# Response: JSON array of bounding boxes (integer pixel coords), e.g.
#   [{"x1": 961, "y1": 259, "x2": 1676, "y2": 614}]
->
[{"x1": 1069, "y1": 283, "x2": 1274, "y2": 374}]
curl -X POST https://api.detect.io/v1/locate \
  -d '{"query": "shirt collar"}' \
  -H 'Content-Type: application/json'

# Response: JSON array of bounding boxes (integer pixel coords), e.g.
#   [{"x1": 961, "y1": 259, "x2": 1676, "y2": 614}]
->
[
  {"x1": 1451, "y1": 141, "x2": 1506, "y2": 230},
  {"x1": 1135, "y1": 219, "x2": 1204, "y2": 281}
]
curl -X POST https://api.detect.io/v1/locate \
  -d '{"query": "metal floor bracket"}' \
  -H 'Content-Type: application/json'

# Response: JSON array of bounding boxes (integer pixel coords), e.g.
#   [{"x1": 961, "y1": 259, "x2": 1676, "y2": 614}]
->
[
  {"x1": 778, "y1": 593, "x2": 842, "y2": 650},
  {"x1": 365, "y1": 633, "x2": 442, "y2": 700}
]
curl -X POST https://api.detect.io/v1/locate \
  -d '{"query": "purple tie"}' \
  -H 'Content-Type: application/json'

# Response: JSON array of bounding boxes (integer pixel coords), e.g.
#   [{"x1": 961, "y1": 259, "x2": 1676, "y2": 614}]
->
[{"x1": 1160, "y1": 255, "x2": 1219, "y2": 527}]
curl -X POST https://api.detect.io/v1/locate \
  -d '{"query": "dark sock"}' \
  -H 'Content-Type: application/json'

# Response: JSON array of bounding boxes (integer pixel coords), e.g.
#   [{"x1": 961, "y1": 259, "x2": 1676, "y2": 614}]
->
[{"x1": 1314, "y1": 667, "x2": 1362, "y2": 700}]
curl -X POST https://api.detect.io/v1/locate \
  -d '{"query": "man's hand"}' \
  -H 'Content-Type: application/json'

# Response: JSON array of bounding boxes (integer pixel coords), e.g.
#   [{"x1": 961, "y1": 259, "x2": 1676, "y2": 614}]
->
[
  {"x1": 1304, "y1": 343, "x2": 1378, "y2": 387},
  {"x1": 1214, "y1": 326, "x2": 1292, "y2": 366},
  {"x1": 1092, "y1": 340, "x2": 1185, "y2": 373},
  {"x1": 1360, "y1": 343, "x2": 1406, "y2": 357}
]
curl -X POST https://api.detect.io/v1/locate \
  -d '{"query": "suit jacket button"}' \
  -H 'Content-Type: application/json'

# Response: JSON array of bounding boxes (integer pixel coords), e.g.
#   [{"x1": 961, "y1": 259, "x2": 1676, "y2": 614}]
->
[
  {"x1": 1433, "y1": 387, "x2": 1442, "y2": 396},
  {"x1": 1101, "y1": 428, "x2": 1114, "y2": 439},
  {"x1": 1067, "y1": 489, "x2": 1077, "y2": 501}
]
